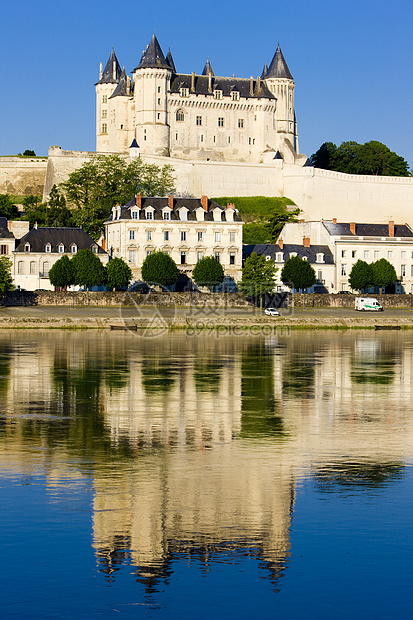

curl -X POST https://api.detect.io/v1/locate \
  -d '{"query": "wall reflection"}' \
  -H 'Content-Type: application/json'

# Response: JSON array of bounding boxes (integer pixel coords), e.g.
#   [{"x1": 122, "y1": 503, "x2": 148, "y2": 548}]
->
[{"x1": 1, "y1": 330, "x2": 413, "y2": 590}]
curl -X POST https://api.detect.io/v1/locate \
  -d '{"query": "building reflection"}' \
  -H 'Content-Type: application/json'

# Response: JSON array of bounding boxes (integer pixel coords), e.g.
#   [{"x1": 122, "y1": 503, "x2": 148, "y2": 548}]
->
[{"x1": 1, "y1": 330, "x2": 413, "y2": 590}]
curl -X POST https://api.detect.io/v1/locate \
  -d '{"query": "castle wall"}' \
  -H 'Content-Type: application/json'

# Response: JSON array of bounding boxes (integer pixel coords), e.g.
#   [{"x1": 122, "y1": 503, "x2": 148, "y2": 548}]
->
[
  {"x1": 0, "y1": 157, "x2": 47, "y2": 196},
  {"x1": 41, "y1": 147, "x2": 413, "y2": 224}
]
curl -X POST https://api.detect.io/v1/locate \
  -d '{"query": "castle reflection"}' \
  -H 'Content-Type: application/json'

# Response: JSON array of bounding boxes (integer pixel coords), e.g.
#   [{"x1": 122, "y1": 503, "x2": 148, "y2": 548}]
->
[{"x1": 0, "y1": 330, "x2": 412, "y2": 590}]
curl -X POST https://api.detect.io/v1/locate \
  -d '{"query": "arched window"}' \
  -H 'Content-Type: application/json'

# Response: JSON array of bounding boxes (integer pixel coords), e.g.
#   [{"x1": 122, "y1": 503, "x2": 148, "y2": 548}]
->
[
  {"x1": 43, "y1": 261, "x2": 50, "y2": 275},
  {"x1": 58, "y1": 243, "x2": 64, "y2": 253},
  {"x1": 176, "y1": 109, "x2": 185, "y2": 122},
  {"x1": 70, "y1": 244, "x2": 77, "y2": 254},
  {"x1": 30, "y1": 261, "x2": 36, "y2": 274},
  {"x1": 18, "y1": 261, "x2": 25, "y2": 274},
  {"x1": 45, "y1": 243, "x2": 51, "y2": 253},
  {"x1": 24, "y1": 243, "x2": 30, "y2": 252}
]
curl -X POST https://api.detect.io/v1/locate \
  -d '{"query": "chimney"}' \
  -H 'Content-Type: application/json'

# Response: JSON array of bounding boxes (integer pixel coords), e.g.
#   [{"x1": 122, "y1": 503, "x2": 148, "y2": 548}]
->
[
  {"x1": 208, "y1": 72, "x2": 212, "y2": 93},
  {"x1": 99, "y1": 62, "x2": 103, "y2": 80},
  {"x1": 126, "y1": 75, "x2": 131, "y2": 95},
  {"x1": 333, "y1": 218, "x2": 337, "y2": 224},
  {"x1": 34, "y1": 222, "x2": 38, "y2": 229},
  {"x1": 350, "y1": 222, "x2": 356, "y2": 235},
  {"x1": 136, "y1": 194, "x2": 142, "y2": 209},
  {"x1": 226, "y1": 202, "x2": 235, "y2": 210},
  {"x1": 113, "y1": 61, "x2": 116, "y2": 81},
  {"x1": 201, "y1": 195, "x2": 208, "y2": 211},
  {"x1": 256, "y1": 75, "x2": 261, "y2": 91},
  {"x1": 389, "y1": 220, "x2": 395, "y2": 237},
  {"x1": 250, "y1": 76, "x2": 254, "y2": 96},
  {"x1": 168, "y1": 195, "x2": 174, "y2": 209},
  {"x1": 299, "y1": 219, "x2": 305, "y2": 223},
  {"x1": 278, "y1": 238, "x2": 284, "y2": 249},
  {"x1": 101, "y1": 237, "x2": 106, "y2": 251},
  {"x1": 303, "y1": 236, "x2": 310, "y2": 247},
  {"x1": 191, "y1": 71, "x2": 195, "y2": 92},
  {"x1": 7, "y1": 220, "x2": 12, "y2": 231}
]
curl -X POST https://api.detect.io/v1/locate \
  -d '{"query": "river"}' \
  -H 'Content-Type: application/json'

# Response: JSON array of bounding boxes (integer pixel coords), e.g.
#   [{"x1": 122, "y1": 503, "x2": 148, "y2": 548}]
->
[{"x1": 1, "y1": 329, "x2": 412, "y2": 618}]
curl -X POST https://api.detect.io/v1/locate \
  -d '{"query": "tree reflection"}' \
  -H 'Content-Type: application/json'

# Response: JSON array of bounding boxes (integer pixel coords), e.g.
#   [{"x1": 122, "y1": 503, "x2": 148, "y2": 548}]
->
[
  {"x1": 240, "y1": 343, "x2": 284, "y2": 438},
  {"x1": 350, "y1": 338, "x2": 398, "y2": 385},
  {"x1": 0, "y1": 342, "x2": 12, "y2": 396},
  {"x1": 141, "y1": 356, "x2": 177, "y2": 393},
  {"x1": 314, "y1": 461, "x2": 404, "y2": 492}
]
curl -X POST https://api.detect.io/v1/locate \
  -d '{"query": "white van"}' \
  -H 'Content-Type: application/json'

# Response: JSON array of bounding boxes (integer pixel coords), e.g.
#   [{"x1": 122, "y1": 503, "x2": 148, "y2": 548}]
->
[{"x1": 355, "y1": 297, "x2": 383, "y2": 312}]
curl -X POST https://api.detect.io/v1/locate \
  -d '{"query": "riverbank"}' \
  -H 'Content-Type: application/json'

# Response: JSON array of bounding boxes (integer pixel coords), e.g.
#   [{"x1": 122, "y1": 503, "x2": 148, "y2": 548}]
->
[{"x1": 1, "y1": 306, "x2": 413, "y2": 330}]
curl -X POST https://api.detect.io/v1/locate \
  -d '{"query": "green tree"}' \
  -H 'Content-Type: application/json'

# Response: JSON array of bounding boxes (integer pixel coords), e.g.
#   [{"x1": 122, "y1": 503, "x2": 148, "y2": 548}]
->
[
  {"x1": 242, "y1": 222, "x2": 272, "y2": 244},
  {"x1": 48, "y1": 255, "x2": 75, "y2": 290},
  {"x1": 0, "y1": 256, "x2": 14, "y2": 294},
  {"x1": 22, "y1": 187, "x2": 74, "y2": 228},
  {"x1": 349, "y1": 260, "x2": 373, "y2": 292},
  {"x1": 61, "y1": 155, "x2": 175, "y2": 239},
  {"x1": 0, "y1": 194, "x2": 19, "y2": 219},
  {"x1": 192, "y1": 256, "x2": 225, "y2": 287},
  {"x1": 281, "y1": 255, "x2": 316, "y2": 291},
  {"x1": 310, "y1": 140, "x2": 410, "y2": 176},
  {"x1": 71, "y1": 249, "x2": 106, "y2": 290},
  {"x1": 238, "y1": 252, "x2": 278, "y2": 297},
  {"x1": 372, "y1": 258, "x2": 397, "y2": 292},
  {"x1": 141, "y1": 251, "x2": 180, "y2": 287},
  {"x1": 105, "y1": 257, "x2": 132, "y2": 290},
  {"x1": 23, "y1": 150, "x2": 36, "y2": 157},
  {"x1": 265, "y1": 207, "x2": 301, "y2": 241}
]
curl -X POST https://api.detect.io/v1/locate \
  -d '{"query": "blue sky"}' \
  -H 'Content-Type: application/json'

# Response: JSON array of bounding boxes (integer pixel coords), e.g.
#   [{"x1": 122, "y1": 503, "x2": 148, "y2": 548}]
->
[{"x1": 1, "y1": 0, "x2": 412, "y2": 168}]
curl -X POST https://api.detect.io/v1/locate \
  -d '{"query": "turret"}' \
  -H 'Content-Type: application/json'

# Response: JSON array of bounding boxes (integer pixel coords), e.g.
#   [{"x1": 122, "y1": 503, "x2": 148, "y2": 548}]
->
[
  {"x1": 132, "y1": 33, "x2": 172, "y2": 156},
  {"x1": 95, "y1": 48, "x2": 122, "y2": 152},
  {"x1": 263, "y1": 44, "x2": 298, "y2": 153}
]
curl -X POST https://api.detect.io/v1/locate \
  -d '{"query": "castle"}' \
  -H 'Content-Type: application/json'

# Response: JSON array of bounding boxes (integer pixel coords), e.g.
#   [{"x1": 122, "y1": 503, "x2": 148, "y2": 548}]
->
[{"x1": 95, "y1": 34, "x2": 306, "y2": 165}]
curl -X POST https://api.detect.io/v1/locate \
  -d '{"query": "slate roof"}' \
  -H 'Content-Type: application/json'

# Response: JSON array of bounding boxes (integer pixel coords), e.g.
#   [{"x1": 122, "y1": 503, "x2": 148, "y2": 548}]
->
[
  {"x1": 266, "y1": 44, "x2": 293, "y2": 80},
  {"x1": 15, "y1": 228, "x2": 107, "y2": 254},
  {"x1": 323, "y1": 222, "x2": 413, "y2": 238},
  {"x1": 109, "y1": 67, "x2": 133, "y2": 98},
  {"x1": 106, "y1": 197, "x2": 243, "y2": 222},
  {"x1": 135, "y1": 33, "x2": 171, "y2": 71},
  {"x1": 170, "y1": 74, "x2": 274, "y2": 99},
  {"x1": 202, "y1": 58, "x2": 214, "y2": 76},
  {"x1": 0, "y1": 217, "x2": 14, "y2": 239},
  {"x1": 243, "y1": 243, "x2": 334, "y2": 264},
  {"x1": 166, "y1": 48, "x2": 176, "y2": 73},
  {"x1": 96, "y1": 48, "x2": 122, "y2": 85}
]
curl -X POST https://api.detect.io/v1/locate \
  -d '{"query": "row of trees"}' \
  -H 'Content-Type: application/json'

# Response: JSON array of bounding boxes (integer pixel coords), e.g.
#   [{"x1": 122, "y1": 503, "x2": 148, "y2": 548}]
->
[
  {"x1": 48, "y1": 251, "x2": 132, "y2": 291},
  {"x1": 349, "y1": 259, "x2": 397, "y2": 292},
  {"x1": 310, "y1": 141, "x2": 411, "y2": 177}
]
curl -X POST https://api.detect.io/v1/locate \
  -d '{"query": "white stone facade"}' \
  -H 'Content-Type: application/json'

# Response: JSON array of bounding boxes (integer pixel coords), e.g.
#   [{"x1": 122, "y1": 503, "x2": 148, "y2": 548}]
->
[
  {"x1": 95, "y1": 36, "x2": 303, "y2": 165},
  {"x1": 105, "y1": 196, "x2": 243, "y2": 283},
  {"x1": 279, "y1": 220, "x2": 413, "y2": 293}
]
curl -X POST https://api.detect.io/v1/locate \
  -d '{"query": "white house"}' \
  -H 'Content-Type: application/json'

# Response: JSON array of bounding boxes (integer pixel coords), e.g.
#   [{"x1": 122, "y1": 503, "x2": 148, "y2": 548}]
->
[{"x1": 105, "y1": 195, "x2": 244, "y2": 283}]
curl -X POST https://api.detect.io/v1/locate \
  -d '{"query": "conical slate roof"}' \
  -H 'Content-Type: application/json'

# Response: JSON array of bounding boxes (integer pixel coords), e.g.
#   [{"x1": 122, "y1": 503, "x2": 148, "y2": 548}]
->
[
  {"x1": 109, "y1": 67, "x2": 132, "y2": 98},
  {"x1": 97, "y1": 48, "x2": 122, "y2": 84},
  {"x1": 261, "y1": 61, "x2": 268, "y2": 79},
  {"x1": 202, "y1": 58, "x2": 214, "y2": 76},
  {"x1": 135, "y1": 33, "x2": 171, "y2": 70},
  {"x1": 166, "y1": 48, "x2": 177, "y2": 73},
  {"x1": 266, "y1": 44, "x2": 293, "y2": 80},
  {"x1": 130, "y1": 139, "x2": 139, "y2": 148}
]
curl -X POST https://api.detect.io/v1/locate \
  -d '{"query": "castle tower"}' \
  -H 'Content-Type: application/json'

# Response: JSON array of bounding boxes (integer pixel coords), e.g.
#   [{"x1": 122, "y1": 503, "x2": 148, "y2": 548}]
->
[
  {"x1": 96, "y1": 48, "x2": 122, "y2": 151},
  {"x1": 263, "y1": 44, "x2": 298, "y2": 156},
  {"x1": 132, "y1": 34, "x2": 172, "y2": 156}
]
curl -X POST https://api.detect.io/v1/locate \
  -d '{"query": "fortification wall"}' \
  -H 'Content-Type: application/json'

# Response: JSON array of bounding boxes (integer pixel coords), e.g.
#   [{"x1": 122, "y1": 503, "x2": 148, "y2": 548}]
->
[
  {"x1": 0, "y1": 157, "x2": 48, "y2": 196},
  {"x1": 41, "y1": 147, "x2": 413, "y2": 224}
]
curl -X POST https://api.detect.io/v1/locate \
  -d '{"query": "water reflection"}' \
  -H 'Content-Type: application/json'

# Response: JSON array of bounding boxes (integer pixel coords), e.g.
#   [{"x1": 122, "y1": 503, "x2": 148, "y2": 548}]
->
[{"x1": 1, "y1": 330, "x2": 413, "y2": 596}]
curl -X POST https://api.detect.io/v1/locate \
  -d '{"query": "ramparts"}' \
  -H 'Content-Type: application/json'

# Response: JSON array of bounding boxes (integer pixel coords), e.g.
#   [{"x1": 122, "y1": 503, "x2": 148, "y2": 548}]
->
[{"x1": 0, "y1": 156, "x2": 48, "y2": 196}]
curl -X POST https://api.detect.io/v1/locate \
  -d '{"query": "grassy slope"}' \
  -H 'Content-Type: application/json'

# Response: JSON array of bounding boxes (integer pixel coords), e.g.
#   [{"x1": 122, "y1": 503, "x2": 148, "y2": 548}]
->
[{"x1": 212, "y1": 196, "x2": 297, "y2": 244}]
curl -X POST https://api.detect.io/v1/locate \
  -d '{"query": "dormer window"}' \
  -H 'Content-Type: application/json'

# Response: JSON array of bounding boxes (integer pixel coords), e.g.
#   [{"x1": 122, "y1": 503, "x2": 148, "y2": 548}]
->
[
  {"x1": 70, "y1": 244, "x2": 77, "y2": 254},
  {"x1": 214, "y1": 90, "x2": 223, "y2": 100},
  {"x1": 276, "y1": 253, "x2": 283, "y2": 262},
  {"x1": 302, "y1": 256, "x2": 307, "y2": 261},
  {"x1": 24, "y1": 243, "x2": 30, "y2": 252},
  {"x1": 178, "y1": 208, "x2": 188, "y2": 221},
  {"x1": 58, "y1": 243, "x2": 64, "y2": 253},
  {"x1": 45, "y1": 243, "x2": 51, "y2": 253},
  {"x1": 163, "y1": 208, "x2": 171, "y2": 220},
  {"x1": 145, "y1": 208, "x2": 154, "y2": 220},
  {"x1": 131, "y1": 209, "x2": 138, "y2": 220},
  {"x1": 289, "y1": 252, "x2": 297, "y2": 259},
  {"x1": 92, "y1": 245, "x2": 98, "y2": 254},
  {"x1": 180, "y1": 88, "x2": 189, "y2": 97},
  {"x1": 231, "y1": 91, "x2": 240, "y2": 101},
  {"x1": 316, "y1": 253, "x2": 324, "y2": 263}
]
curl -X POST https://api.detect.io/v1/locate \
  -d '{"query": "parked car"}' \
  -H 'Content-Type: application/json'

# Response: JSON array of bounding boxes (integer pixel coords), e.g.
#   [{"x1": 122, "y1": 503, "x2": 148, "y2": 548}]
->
[
  {"x1": 264, "y1": 307, "x2": 280, "y2": 316},
  {"x1": 128, "y1": 281, "x2": 154, "y2": 294}
]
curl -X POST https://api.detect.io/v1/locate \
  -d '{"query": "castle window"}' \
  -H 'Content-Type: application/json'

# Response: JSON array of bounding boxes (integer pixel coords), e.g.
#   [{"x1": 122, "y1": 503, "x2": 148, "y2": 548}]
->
[
  {"x1": 157, "y1": 113, "x2": 160, "y2": 119},
  {"x1": 58, "y1": 243, "x2": 64, "y2": 253},
  {"x1": 228, "y1": 136, "x2": 231, "y2": 144},
  {"x1": 158, "y1": 86, "x2": 161, "y2": 93},
  {"x1": 231, "y1": 91, "x2": 240, "y2": 101},
  {"x1": 214, "y1": 90, "x2": 222, "y2": 100},
  {"x1": 158, "y1": 98, "x2": 161, "y2": 105},
  {"x1": 175, "y1": 133, "x2": 178, "y2": 140},
  {"x1": 213, "y1": 136, "x2": 216, "y2": 143},
  {"x1": 176, "y1": 109, "x2": 185, "y2": 122},
  {"x1": 218, "y1": 117, "x2": 224, "y2": 127},
  {"x1": 200, "y1": 135, "x2": 204, "y2": 142},
  {"x1": 102, "y1": 95, "x2": 107, "y2": 103},
  {"x1": 230, "y1": 252, "x2": 236, "y2": 265},
  {"x1": 101, "y1": 123, "x2": 107, "y2": 134},
  {"x1": 196, "y1": 116, "x2": 202, "y2": 126},
  {"x1": 180, "y1": 87, "x2": 189, "y2": 97},
  {"x1": 102, "y1": 110, "x2": 107, "y2": 119},
  {"x1": 238, "y1": 119, "x2": 244, "y2": 129}
]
